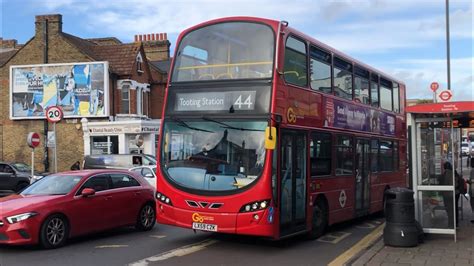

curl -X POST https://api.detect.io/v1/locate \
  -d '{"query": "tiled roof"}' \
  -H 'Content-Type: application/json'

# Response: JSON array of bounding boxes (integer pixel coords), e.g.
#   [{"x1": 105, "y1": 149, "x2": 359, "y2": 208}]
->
[
  {"x1": 150, "y1": 59, "x2": 170, "y2": 73},
  {"x1": 91, "y1": 43, "x2": 141, "y2": 76},
  {"x1": 0, "y1": 50, "x2": 18, "y2": 66},
  {"x1": 86, "y1": 37, "x2": 122, "y2": 45},
  {"x1": 61, "y1": 33, "x2": 140, "y2": 76}
]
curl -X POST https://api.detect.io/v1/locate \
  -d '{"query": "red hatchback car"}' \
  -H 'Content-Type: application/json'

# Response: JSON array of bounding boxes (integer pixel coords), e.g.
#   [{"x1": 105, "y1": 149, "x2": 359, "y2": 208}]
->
[{"x1": 0, "y1": 169, "x2": 156, "y2": 248}]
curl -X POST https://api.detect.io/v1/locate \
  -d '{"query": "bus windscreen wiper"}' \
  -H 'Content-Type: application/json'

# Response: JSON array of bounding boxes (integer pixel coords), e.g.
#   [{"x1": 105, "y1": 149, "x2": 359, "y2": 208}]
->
[
  {"x1": 170, "y1": 117, "x2": 214, "y2": 133},
  {"x1": 201, "y1": 116, "x2": 264, "y2": 132}
]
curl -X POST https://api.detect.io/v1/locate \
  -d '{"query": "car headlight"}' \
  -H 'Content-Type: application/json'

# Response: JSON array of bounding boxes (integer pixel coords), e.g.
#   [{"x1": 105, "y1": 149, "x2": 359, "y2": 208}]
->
[{"x1": 6, "y1": 212, "x2": 38, "y2": 224}]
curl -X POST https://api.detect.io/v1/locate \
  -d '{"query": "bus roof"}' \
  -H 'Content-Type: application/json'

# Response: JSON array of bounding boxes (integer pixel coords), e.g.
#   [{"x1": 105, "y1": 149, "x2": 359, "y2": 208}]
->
[{"x1": 179, "y1": 16, "x2": 405, "y2": 86}]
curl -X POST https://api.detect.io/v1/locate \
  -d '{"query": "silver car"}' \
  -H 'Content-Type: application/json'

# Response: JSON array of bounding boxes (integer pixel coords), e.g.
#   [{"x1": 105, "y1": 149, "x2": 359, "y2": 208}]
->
[{"x1": 129, "y1": 166, "x2": 156, "y2": 189}]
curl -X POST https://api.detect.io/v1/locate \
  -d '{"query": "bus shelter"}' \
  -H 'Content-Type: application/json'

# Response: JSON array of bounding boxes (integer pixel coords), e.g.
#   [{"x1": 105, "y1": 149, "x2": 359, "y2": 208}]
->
[{"x1": 408, "y1": 101, "x2": 474, "y2": 241}]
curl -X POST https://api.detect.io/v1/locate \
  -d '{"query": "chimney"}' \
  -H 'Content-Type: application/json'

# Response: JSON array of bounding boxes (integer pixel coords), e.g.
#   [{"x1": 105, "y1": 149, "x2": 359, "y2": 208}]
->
[
  {"x1": 0, "y1": 38, "x2": 18, "y2": 50},
  {"x1": 134, "y1": 32, "x2": 170, "y2": 61},
  {"x1": 35, "y1": 14, "x2": 62, "y2": 36}
]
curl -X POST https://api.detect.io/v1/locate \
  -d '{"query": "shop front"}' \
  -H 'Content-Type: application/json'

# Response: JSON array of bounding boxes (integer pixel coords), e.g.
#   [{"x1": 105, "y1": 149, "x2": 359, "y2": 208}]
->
[{"x1": 81, "y1": 118, "x2": 160, "y2": 156}]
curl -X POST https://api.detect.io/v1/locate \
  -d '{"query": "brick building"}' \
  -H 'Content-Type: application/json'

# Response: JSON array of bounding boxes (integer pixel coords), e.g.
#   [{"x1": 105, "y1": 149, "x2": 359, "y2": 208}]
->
[{"x1": 0, "y1": 14, "x2": 170, "y2": 172}]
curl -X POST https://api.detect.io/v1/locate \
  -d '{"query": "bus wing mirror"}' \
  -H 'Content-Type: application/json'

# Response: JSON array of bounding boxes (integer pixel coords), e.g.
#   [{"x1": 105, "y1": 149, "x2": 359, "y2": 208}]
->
[{"x1": 265, "y1": 127, "x2": 277, "y2": 150}]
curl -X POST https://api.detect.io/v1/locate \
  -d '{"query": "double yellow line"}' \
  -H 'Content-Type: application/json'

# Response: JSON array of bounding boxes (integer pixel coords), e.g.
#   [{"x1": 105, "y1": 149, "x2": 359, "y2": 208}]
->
[{"x1": 328, "y1": 223, "x2": 385, "y2": 266}]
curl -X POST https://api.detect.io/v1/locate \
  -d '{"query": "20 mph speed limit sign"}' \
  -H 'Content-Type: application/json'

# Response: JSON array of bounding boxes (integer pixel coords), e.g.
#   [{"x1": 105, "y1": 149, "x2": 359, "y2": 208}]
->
[{"x1": 45, "y1": 106, "x2": 63, "y2": 123}]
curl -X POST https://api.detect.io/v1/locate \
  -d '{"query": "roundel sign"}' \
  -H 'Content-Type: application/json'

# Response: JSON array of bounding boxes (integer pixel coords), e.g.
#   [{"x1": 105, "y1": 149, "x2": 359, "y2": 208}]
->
[
  {"x1": 437, "y1": 90, "x2": 453, "y2": 102},
  {"x1": 339, "y1": 190, "x2": 347, "y2": 208},
  {"x1": 27, "y1": 132, "x2": 41, "y2": 148},
  {"x1": 45, "y1": 106, "x2": 63, "y2": 123}
]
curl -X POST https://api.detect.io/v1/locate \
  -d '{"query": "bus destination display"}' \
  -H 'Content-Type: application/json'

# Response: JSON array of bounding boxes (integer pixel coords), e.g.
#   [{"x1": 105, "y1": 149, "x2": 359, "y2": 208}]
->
[{"x1": 175, "y1": 91, "x2": 256, "y2": 112}]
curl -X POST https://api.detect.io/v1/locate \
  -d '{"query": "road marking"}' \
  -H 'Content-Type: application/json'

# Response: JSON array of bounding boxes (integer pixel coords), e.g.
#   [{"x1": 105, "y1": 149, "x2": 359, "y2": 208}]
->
[
  {"x1": 128, "y1": 239, "x2": 218, "y2": 266},
  {"x1": 328, "y1": 222, "x2": 385, "y2": 266},
  {"x1": 356, "y1": 222, "x2": 376, "y2": 229},
  {"x1": 317, "y1": 231, "x2": 351, "y2": 244},
  {"x1": 149, "y1": 235, "x2": 167, "y2": 239},
  {"x1": 95, "y1": 244, "x2": 129, "y2": 249}
]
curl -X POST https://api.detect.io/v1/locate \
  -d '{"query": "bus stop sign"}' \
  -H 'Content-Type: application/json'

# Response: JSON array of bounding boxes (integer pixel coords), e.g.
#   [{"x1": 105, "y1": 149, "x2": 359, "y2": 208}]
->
[{"x1": 430, "y1": 82, "x2": 439, "y2": 92}]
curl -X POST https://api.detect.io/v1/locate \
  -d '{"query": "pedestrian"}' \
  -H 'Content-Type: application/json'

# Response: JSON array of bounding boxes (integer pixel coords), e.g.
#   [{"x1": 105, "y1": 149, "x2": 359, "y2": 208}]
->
[
  {"x1": 468, "y1": 166, "x2": 474, "y2": 223},
  {"x1": 441, "y1": 162, "x2": 456, "y2": 228},
  {"x1": 70, "y1": 161, "x2": 81, "y2": 171}
]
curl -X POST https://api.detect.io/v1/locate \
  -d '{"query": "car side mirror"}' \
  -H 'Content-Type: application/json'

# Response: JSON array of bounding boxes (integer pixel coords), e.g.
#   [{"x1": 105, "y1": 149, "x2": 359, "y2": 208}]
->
[{"x1": 81, "y1": 188, "x2": 96, "y2": 197}]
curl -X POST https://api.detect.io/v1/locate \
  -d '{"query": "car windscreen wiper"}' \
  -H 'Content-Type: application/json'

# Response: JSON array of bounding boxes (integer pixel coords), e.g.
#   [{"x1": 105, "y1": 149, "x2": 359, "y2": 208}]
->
[
  {"x1": 169, "y1": 116, "x2": 214, "y2": 133},
  {"x1": 201, "y1": 116, "x2": 264, "y2": 132}
]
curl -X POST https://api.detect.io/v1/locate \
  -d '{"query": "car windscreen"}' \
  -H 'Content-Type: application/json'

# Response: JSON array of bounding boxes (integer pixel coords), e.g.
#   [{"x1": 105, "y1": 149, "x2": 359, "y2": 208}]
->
[
  {"x1": 12, "y1": 163, "x2": 31, "y2": 172},
  {"x1": 21, "y1": 175, "x2": 82, "y2": 195}
]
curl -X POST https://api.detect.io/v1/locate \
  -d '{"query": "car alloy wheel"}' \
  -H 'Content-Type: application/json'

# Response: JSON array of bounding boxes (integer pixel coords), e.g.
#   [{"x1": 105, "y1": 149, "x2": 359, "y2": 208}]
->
[
  {"x1": 46, "y1": 217, "x2": 66, "y2": 246},
  {"x1": 137, "y1": 204, "x2": 156, "y2": 231},
  {"x1": 40, "y1": 214, "x2": 69, "y2": 249}
]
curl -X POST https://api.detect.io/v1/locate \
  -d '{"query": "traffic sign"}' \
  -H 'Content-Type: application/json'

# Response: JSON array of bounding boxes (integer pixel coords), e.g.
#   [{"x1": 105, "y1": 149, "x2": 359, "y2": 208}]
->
[
  {"x1": 45, "y1": 106, "x2": 63, "y2": 123},
  {"x1": 430, "y1": 82, "x2": 439, "y2": 92},
  {"x1": 27, "y1": 132, "x2": 41, "y2": 148},
  {"x1": 437, "y1": 90, "x2": 453, "y2": 102}
]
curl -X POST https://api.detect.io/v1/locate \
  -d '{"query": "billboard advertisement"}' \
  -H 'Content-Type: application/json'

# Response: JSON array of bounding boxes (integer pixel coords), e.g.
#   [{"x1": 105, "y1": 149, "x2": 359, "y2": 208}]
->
[
  {"x1": 10, "y1": 62, "x2": 109, "y2": 119},
  {"x1": 325, "y1": 98, "x2": 395, "y2": 135}
]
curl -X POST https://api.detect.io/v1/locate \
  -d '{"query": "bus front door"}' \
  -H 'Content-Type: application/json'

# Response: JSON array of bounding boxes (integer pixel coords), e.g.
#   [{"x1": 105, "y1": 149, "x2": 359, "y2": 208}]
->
[
  {"x1": 279, "y1": 130, "x2": 307, "y2": 236},
  {"x1": 355, "y1": 139, "x2": 370, "y2": 216}
]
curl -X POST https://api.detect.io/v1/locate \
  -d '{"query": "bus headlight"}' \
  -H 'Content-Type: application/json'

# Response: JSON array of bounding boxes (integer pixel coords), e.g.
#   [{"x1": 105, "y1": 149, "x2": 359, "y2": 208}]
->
[
  {"x1": 156, "y1": 191, "x2": 173, "y2": 206},
  {"x1": 240, "y1": 200, "x2": 270, "y2": 213}
]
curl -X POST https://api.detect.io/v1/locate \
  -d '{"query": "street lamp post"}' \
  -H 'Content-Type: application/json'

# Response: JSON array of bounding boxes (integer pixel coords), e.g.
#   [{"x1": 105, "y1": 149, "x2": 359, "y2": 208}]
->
[{"x1": 445, "y1": 0, "x2": 451, "y2": 91}]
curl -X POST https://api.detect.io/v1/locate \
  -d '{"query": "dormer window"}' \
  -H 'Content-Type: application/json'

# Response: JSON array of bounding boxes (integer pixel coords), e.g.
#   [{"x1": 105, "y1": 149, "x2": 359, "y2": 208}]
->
[{"x1": 136, "y1": 52, "x2": 144, "y2": 74}]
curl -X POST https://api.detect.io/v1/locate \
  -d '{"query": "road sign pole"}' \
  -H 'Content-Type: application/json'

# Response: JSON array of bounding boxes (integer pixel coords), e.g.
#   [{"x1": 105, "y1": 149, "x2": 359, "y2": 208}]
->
[
  {"x1": 31, "y1": 148, "x2": 35, "y2": 177},
  {"x1": 54, "y1": 122, "x2": 57, "y2": 173}
]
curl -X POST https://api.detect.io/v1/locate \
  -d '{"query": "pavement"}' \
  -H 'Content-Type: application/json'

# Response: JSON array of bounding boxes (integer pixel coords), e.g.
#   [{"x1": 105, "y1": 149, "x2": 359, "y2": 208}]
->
[{"x1": 351, "y1": 165, "x2": 474, "y2": 266}]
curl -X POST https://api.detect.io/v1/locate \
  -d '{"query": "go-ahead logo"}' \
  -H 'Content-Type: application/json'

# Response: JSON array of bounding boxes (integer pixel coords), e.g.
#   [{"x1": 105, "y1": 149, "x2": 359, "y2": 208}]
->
[
  {"x1": 287, "y1": 107, "x2": 297, "y2": 123},
  {"x1": 192, "y1": 213, "x2": 214, "y2": 223}
]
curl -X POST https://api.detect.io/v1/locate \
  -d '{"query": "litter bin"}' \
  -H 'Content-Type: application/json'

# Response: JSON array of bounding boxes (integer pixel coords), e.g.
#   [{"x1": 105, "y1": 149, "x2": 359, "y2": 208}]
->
[{"x1": 383, "y1": 187, "x2": 419, "y2": 247}]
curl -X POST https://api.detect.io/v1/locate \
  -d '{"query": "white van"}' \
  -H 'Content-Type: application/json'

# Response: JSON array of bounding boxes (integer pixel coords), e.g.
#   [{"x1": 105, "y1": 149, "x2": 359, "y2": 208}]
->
[{"x1": 83, "y1": 154, "x2": 156, "y2": 170}]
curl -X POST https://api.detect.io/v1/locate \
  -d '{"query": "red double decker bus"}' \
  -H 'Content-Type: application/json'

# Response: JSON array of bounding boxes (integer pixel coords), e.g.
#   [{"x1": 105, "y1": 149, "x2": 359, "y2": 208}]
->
[{"x1": 156, "y1": 17, "x2": 406, "y2": 239}]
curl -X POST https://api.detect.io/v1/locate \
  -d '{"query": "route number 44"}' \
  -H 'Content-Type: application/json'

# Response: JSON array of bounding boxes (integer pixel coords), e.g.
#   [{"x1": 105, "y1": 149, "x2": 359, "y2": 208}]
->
[{"x1": 234, "y1": 95, "x2": 253, "y2": 109}]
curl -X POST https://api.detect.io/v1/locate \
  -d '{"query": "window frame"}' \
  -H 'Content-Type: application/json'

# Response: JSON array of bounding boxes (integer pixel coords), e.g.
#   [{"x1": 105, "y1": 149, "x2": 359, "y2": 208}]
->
[
  {"x1": 309, "y1": 45, "x2": 332, "y2": 94},
  {"x1": 379, "y1": 77, "x2": 393, "y2": 111},
  {"x1": 332, "y1": 56, "x2": 353, "y2": 100},
  {"x1": 353, "y1": 65, "x2": 370, "y2": 105},
  {"x1": 120, "y1": 84, "x2": 131, "y2": 114},
  {"x1": 283, "y1": 35, "x2": 308, "y2": 87},
  {"x1": 310, "y1": 131, "x2": 333, "y2": 177},
  {"x1": 335, "y1": 134, "x2": 354, "y2": 176},
  {"x1": 75, "y1": 174, "x2": 112, "y2": 196},
  {"x1": 370, "y1": 73, "x2": 379, "y2": 108}
]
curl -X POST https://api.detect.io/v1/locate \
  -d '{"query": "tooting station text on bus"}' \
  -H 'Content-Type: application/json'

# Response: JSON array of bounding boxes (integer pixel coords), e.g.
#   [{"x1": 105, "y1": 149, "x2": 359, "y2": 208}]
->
[{"x1": 156, "y1": 17, "x2": 406, "y2": 239}]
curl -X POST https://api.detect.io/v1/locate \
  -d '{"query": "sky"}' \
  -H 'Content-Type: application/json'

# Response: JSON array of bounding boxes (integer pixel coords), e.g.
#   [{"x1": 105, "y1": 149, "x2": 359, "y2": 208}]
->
[{"x1": 1, "y1": 0, "x2": 472, "y2": 101}]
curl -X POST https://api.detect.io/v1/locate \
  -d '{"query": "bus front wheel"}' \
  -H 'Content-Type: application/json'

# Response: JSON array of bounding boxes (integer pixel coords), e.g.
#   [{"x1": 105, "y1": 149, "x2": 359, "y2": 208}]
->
[{"x1": 307, "y1": 199, "x2": 328, "y2": 240}]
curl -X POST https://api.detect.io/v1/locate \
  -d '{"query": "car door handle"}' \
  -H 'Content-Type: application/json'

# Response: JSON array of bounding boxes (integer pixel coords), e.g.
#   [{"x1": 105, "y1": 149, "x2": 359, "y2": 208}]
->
[
  {"x1": 105, "y1": 196, "x2": 113, "y2": 200},
  {"x1": 135, "y1": 192, "x2": 141, "y2": 196}
]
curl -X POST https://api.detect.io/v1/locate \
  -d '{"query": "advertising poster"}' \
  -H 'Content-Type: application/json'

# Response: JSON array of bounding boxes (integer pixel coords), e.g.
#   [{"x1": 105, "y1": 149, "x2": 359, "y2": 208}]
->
[
  {"x1": 325, "y1": 98, "x2": 395, "y2": 136},
  {"x1": 10, "y1": 62, "x2": 109, "y2": 119}
]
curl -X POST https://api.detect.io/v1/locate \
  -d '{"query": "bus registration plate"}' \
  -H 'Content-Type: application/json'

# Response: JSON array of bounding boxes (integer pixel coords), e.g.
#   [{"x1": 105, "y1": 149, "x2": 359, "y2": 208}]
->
[{"x1": 192, "y1": 222, "x2": 218, "y2": 232}]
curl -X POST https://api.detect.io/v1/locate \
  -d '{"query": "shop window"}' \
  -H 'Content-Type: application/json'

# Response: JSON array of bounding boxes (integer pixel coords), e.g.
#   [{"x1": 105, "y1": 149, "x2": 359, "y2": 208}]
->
[
  {"x1": 335, "y1": 135, "x2": 353, "y2": 175},
  {"x1": 310, "y1": 132, "x2": 332, "y2": 176},
  {"x1": 91, "y1": 136, "x2": 119, "y2": 155},
  {"x1": 283, "y1": 36, "x2": 307, "y2": 87},
  {"x1": 310, "y1": 45, "x2": 331, "y2": 93}
]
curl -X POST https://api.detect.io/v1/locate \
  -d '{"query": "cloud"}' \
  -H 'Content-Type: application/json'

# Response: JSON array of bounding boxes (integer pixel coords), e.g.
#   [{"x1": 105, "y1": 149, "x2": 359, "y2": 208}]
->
[{"x1": 389, "y1": 57, "x2": 473, "y2": 101}]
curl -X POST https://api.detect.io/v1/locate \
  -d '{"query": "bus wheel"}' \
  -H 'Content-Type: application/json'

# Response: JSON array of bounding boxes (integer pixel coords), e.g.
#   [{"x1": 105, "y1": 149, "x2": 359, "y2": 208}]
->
[{"x1": 307, "y1": 199, "x2": 328, "y2": 240}]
